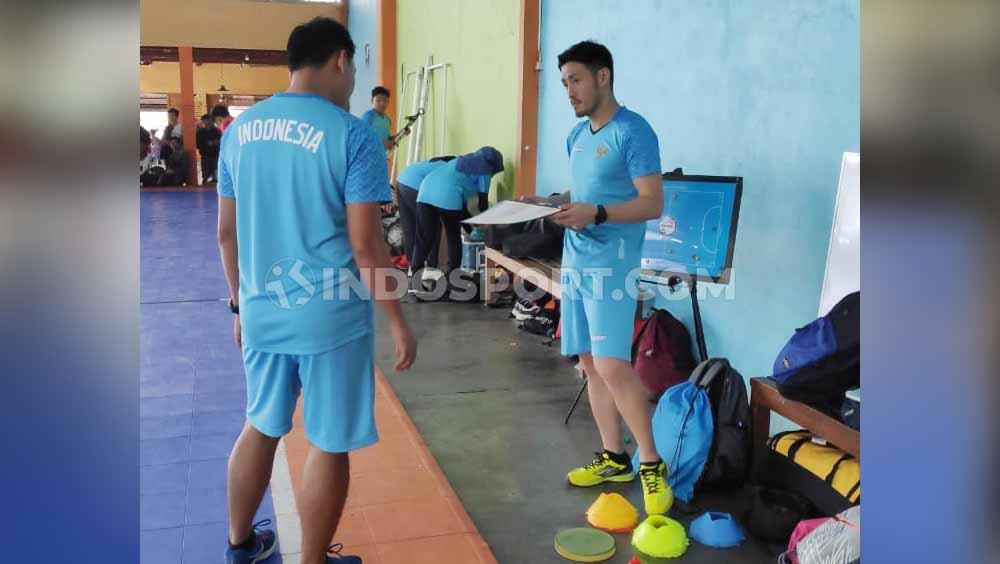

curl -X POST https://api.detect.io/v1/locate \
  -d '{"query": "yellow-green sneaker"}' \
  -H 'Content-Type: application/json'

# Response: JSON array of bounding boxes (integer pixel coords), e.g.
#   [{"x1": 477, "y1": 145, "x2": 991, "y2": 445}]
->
[
  {"x1": 638, "y1": 461, "x2": 673, "y2": 515},
  {"x1": 567, "y1": 451, "x2": 635, "y2": 487}
]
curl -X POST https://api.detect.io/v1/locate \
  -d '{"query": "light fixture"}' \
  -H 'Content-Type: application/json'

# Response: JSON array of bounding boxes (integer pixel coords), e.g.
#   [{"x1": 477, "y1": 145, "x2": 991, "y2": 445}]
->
[{"x1": 217, "y1": 65, "x2": 229, "y2": 93}]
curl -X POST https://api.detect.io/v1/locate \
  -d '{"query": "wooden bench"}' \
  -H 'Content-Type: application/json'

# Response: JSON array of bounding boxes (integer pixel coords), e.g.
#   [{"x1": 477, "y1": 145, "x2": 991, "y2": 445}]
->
[
  {"x1": 750, "y1": 377, "x2": 860, "y2": 460},
  {"x1": 482, "y1": 247, "x2": 562, "y2": 304}
]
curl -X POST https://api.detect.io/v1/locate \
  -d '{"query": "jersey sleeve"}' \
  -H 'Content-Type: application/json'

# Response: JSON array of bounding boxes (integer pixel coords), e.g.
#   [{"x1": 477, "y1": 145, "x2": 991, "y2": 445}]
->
[
  {"x1": 344, "y1": 116, "x2": 391, "y2": 204},
  {"x1": 216, "y1": 139, "x2": 235, "y2": 199},
  {"x1": 621, "y1": 115, "x2": 662, "y2": 179}
]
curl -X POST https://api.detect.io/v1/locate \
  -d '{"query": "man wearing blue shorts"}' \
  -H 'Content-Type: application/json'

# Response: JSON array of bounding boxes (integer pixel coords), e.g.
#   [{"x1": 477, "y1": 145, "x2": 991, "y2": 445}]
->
[
  {"x1": 533, "y1": 41, "x2": 670, "y2": 515},
  {"x1": 217, "y1": 18, "x2": 417, "y2": 564}
]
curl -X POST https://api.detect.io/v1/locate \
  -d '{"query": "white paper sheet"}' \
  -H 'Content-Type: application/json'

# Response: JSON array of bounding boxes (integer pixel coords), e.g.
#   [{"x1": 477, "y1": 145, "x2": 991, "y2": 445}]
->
[{"x1": 461, "y1": 200, "x2": 560, "y2": 225}]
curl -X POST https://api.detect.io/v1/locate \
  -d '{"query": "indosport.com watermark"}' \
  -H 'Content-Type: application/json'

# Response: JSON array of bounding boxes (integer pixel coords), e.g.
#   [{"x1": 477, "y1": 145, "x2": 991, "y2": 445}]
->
[{"x1": 259, "y1": 258, "x2": 737, "y2": 309}]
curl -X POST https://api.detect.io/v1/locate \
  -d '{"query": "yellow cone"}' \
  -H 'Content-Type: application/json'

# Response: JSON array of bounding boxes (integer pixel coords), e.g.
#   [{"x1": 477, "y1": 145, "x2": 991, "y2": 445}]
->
[
  {"x1": 631, "y1": 515, "x2": 689, "y2": 560},
  {"x1": 586, "y1": 493, "x2": 639, "y2": 533}
]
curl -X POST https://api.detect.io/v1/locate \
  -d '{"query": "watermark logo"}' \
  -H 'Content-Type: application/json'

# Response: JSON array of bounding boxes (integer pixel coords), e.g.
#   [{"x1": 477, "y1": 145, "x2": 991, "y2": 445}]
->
[{"x1": 265, "y1": 258, "x2": 316, "y2": 309}]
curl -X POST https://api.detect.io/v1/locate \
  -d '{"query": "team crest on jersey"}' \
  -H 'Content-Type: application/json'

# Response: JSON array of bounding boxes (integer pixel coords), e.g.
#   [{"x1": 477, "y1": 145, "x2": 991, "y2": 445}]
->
[{"x1": 595, "y1": 145, "x2": 609, "y2": 159}]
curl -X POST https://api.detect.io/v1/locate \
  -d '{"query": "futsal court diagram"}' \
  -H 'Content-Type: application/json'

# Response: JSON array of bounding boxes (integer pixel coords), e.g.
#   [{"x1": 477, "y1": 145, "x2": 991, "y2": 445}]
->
[{"x1": 641, "y1": 185, "x2": 729, "y2": 277}]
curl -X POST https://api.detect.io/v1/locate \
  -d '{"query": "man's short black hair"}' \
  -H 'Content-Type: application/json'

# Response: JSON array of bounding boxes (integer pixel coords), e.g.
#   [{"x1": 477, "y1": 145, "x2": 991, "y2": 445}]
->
[
  {"x1": 287, "y1": 17, "x2": 356, "y2": 72},
  {"x1": 557, "y1": 40, "x2": 614, "y2": 87},
  {"x1": 211, "y1": 105, "x2": 230, "y2": 119},
  {"x1": 371, "y1": 86, "x2": 390, "y2": 99},
  {"x1": 167, "y1": 107, "x2": 179, "y2": 116}
]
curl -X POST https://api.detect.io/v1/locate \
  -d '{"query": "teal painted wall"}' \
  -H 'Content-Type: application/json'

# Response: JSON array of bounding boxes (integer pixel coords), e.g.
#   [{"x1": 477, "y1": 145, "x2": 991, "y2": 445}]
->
[
  {"x1": 536, "y1": 0, "x2": 860, "y2": 379},
  {"x1": 348, "y1": 0, "x2": 379, "y2": 117}
]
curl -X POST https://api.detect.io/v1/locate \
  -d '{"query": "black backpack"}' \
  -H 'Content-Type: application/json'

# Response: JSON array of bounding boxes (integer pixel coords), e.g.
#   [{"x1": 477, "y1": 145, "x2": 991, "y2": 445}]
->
[
  {"x1": 775, "y1": 292, "x2": 860, "y2": 413},
  {"x1": 695, "y1": 358, "x2": 752, "y2": 491},
  {"x1": 500, "y1": 218, "x2": 564, "y2": 260}
]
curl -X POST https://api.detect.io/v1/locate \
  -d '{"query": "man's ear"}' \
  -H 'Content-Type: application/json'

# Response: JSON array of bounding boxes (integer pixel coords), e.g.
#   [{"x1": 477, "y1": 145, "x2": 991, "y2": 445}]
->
[
  {"x1": 598, "y1": 67, "x2": 610, "y2": 88},
  {"x1": 335, "y1": 49, "x2": 351, "y2": 74}
]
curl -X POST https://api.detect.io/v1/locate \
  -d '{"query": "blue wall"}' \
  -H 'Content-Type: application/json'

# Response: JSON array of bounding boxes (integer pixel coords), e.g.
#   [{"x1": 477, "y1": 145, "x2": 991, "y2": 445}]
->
[
  {"x1": 348, "y1": 0, "x2": 379, "y2": 117},
  {"x1": 536, "y1": 0, "x2": 860, "y2": 378}
]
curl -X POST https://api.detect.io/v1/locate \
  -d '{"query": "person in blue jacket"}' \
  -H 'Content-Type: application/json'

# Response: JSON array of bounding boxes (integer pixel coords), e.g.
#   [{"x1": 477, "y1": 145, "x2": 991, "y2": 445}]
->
[
  {"x1": 410, "y1": 146, "x2": 503, "y2": 286},
  {"x1": 394, "y1": 155, "x2": 455, "y2": 269}
]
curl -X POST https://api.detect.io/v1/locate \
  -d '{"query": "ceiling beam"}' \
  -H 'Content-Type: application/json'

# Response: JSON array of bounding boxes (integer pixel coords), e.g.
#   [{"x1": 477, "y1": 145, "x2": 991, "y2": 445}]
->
[{"x1": 140, "y1": 46, "x2": 288, "y2": 67}]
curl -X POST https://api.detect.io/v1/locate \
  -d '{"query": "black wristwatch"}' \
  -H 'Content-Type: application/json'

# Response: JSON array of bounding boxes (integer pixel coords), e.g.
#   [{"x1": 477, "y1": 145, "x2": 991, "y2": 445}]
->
[
  {"x1": 594, "y1": 204, "x2": 608, "y2": 225},
  {"x1": 228, "y1": 299, "x2": 240, "y2": 315}
]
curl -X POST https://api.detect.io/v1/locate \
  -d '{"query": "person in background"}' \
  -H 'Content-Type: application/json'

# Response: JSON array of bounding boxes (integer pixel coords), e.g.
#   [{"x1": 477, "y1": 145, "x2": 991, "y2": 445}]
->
[
  {"x1": 196, "y1": 113, "x2": 222, "y2": 184},
  {"x1": 140, "y1": 126, "x2": 157, "y2": 186},
  {"x1": 410, "y1": 147, "x2": 502, "y2": 290},
  {"x1": 140, "y1": 126, "x2": 151, "y2": 160},
  {"x1": 149, "y1": 128, "x2": 169, "y2": 160},
  {"x1": 360, "y1": 86, "x2": 408, "y2": 155},
  {"x1": 212, "y1": 104, "x2": 235, "y2": 133},
  {"x1": 163, "y1": 107, "x2": 182, "y2": 141},
  {"x1": 394, "y1": 156, "x2": 454, "y2": 270},
  {"x1": 162, "y1": 136, "x2": 189, "y2": 186}
]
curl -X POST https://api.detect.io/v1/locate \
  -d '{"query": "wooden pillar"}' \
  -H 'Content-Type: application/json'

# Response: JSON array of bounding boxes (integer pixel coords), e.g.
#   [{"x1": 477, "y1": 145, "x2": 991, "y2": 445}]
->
[
  {"x1": 377, "y1": 0, "x2": 397, "y2": 133},
  {"x1": 178, "y1": 46, "x2": 199, "y2": 186},
  {"x1": 515, "y1": 0, "x2": 541, "y2": 198}
]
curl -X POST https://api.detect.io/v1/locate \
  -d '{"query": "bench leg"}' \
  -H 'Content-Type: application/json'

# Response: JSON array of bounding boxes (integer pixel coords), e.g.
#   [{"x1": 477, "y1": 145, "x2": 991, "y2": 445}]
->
[
  {"x1": 751, "y1": 394, "x2": 771, "y2": 471},
  {"x1": 483, "y1": 258, "x2": 494, "y2": 305}
]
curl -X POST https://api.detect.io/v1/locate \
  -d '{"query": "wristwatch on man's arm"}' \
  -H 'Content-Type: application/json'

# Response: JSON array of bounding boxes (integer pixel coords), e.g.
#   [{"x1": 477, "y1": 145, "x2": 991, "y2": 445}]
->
[
  {"x1": 228, "y1": 298, "x2": 239, "y2": 315},
  {"x1": 594, "y1": 204, "x2": 608, "y2": 225}
]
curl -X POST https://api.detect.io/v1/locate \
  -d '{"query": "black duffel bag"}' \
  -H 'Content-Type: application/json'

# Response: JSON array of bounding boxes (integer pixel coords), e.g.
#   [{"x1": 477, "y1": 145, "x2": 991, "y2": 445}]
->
[{"x1": 501, "y1": 218, "x2": 564, "y2": 260}]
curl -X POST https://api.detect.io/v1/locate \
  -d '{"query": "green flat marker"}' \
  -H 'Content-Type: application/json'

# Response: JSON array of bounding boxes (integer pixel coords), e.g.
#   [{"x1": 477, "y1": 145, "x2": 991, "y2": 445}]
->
[{"x1": 554, "y1": 528, "x2": 616, "y2": 562}]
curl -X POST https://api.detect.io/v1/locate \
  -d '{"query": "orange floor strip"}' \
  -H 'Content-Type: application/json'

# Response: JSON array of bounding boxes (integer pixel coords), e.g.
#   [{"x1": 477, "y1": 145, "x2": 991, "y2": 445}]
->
[{"x1": 282, "y1": 366, "x2": 498, "y2": 564}]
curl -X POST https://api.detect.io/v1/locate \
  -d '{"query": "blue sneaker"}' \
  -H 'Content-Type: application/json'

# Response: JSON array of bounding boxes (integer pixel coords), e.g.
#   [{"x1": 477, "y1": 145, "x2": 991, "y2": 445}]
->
[
  {"x1": 224, "y1": 519, "x2": 277, "y2": 564},
  {"x1": 327, "y1": 543, "x2": 362, "y2": 563}
]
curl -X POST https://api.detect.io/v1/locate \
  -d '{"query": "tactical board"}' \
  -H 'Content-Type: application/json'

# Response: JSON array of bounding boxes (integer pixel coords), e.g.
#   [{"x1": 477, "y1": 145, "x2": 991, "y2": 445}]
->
[{"x1": 640, "y1": 174, "x2": 742, "y2": 284}]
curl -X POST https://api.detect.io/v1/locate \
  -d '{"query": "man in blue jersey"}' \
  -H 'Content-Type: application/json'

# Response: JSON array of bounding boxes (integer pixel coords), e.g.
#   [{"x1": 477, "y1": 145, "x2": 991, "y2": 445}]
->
[
  {"x1": 216, "y1": 18, "x2": 417, "y2": 564},
  {"x1": 529, "y1": 41, "x2": 670, "y2": 516},
  {"x1": 360, "y1": 86, "x2": 407, "y2": 153}
]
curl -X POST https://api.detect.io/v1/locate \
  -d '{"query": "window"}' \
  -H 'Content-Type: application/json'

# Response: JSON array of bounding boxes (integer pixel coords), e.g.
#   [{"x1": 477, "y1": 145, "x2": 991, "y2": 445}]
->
[{"x1": 140, "y1": 110, "x2": 169, "y2": 138}]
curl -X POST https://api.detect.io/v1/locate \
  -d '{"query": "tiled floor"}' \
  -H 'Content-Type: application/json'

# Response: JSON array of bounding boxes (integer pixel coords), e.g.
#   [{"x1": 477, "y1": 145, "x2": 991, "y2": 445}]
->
[
  {"x1": 274, "y1": 368, "x2": 497, "y2": 564},
  {"x1": 141, "y1": 189, "x2": 497, "y2": 563},
  {"x1": 141, "y1": 192, "x2": 279, "y2": 564}
]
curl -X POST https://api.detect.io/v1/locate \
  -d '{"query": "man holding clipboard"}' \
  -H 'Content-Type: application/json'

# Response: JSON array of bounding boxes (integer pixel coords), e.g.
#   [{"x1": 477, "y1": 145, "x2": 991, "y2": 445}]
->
[{"x1": 523, "y1": 40, "x2": 670, "y2": 516}]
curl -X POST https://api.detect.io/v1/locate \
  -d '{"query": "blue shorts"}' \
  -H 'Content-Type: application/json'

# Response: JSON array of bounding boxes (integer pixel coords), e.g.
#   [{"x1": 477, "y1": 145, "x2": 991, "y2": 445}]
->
[
  {"x1": 560, "y1": 268, "x2": 637, "y2": 362},
  {"x1": 243, "y1": 333, "x2": 378, "y2": 453}
]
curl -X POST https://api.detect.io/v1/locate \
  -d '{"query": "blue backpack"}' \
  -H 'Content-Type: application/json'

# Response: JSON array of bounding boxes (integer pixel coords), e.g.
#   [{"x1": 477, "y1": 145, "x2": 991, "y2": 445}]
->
[
  {"x1": 772, "y1": 319, "x2": 837, "y2": 383},
  {"x1": 772, "y1": 292, "x2": 860, "y2": 412},
  {"x1": 633, "y1": 359, "x2": 734, "y2": 502}
]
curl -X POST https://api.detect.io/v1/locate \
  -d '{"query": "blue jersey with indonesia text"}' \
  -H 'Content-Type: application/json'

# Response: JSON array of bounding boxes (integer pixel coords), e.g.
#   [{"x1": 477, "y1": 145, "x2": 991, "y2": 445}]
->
[
  {"x1": 218, "y1": 92, "x2": 390, "y2": 354},
  {"x1": 563, "y1": 107, "x2": 661, "y2": 270}
]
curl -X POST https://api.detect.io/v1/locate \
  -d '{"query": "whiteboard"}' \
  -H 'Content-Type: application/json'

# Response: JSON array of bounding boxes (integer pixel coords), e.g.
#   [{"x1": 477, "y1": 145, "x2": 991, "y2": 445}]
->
[{"x1": 818, "y1": 152, "x2": 860, "y2": 316}]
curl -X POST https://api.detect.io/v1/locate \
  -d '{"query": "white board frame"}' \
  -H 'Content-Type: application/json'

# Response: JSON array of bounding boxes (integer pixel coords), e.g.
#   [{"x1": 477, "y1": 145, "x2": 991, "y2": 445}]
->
[{"x1": 818, "y1": 152, "x2": 860, "y2": 316}]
